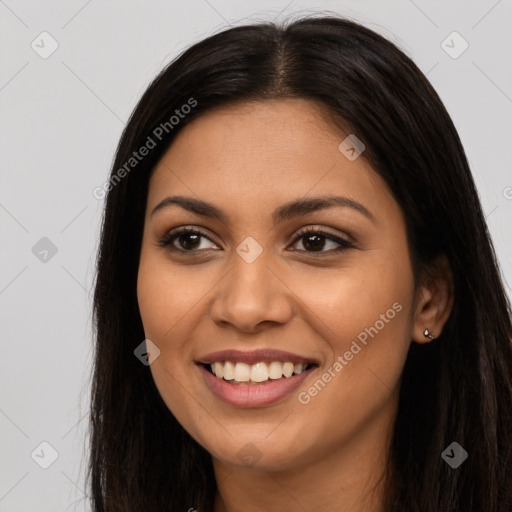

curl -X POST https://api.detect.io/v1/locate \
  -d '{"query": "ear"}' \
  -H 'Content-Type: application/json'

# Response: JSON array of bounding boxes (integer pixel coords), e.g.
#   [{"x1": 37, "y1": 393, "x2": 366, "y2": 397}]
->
[{"x1": 412, "y1": 254, "x2": 454, "y2": 344}]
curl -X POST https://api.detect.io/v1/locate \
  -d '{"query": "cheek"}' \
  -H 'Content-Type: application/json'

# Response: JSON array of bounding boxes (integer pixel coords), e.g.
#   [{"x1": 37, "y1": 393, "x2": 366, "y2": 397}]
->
[
  {"x1": 136, "y1": 250, "x2": 220, "y2": 427},
  {"x1": 285, "y1": 249, "x2": 414, "y2": 411},
  {"x1": 285, "y1": 252, "x2": 413, "y2": 346},
  {"x1": 136, "y1": 249, "x2": 208, "y2": 343}
]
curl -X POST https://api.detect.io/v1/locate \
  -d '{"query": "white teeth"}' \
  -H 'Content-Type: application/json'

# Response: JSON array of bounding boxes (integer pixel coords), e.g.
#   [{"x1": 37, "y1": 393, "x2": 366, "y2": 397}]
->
[
  {"x1": 268, "y1": 361, "x2": 283, "y2": 379},
  {"x1": 209, "y1": 361, "x2": 311, "y2": 383},
  {"x1": 212, "y1": 362, "x2": 224, "y2": 379},
  {"x1": 283, "y1": 362, "x2": 294, "y2": 377},
  {"x1": 251, "y1": 362, "x2": 269, "y2": 383},
  {"x1": 294, "y1": 363, "x2": 305, "y2": 375},
  {"x1": 223, "y1": 361, "x2": 235, "y2": 380},
  {"x1": 233, "y1": 362, "x2": 251, "y2": 382}
]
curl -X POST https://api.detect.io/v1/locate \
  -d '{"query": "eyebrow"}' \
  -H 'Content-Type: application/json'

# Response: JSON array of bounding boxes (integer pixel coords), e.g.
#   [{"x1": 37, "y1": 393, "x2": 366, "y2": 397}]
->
[{"x1": 150, "y1": 195, "x2": 376, "y2": 225}]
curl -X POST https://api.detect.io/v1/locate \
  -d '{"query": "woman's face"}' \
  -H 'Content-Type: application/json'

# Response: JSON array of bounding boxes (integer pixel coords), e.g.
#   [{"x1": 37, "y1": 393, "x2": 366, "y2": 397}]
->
[{"x1": 137, "y1": 99, "x2": 422, "y2": 471}]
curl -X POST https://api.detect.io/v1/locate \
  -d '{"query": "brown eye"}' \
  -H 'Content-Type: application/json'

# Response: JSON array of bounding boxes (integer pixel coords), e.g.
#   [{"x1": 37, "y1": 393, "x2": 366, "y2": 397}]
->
[
  {"x1": 158, "y1": 228, "x2": 219, "y2": 252},
  {"x1": 290, "y1": 228, "x2": 354, "y2": 254},
  {"x1": 176, "y1": 232, "x2": 202, "y2": 251}
]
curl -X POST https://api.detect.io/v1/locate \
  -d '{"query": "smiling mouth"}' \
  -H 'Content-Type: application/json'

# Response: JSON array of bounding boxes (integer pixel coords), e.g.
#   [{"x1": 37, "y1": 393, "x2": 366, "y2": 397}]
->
[{"x1": 202, "y1": 361, "x2": 319, "y2": 385}]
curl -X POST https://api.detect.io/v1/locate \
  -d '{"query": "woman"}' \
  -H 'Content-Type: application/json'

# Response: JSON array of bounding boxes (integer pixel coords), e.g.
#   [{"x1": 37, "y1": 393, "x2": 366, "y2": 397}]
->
[{"x1": 88, "y1": 14, "x2": 512, "y2": 512}]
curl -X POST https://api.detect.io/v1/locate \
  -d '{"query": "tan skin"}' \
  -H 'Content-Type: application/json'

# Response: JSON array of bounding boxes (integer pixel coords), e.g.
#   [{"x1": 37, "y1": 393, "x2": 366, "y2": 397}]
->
[{"x1": 137, "y1": 99, "x2": 454, "y2": 512}]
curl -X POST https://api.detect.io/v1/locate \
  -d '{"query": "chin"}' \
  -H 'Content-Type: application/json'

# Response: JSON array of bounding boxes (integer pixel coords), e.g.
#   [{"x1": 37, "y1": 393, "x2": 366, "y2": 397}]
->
[{"x1": 207, "y1": 434, "x2": 313, "y2": 472}]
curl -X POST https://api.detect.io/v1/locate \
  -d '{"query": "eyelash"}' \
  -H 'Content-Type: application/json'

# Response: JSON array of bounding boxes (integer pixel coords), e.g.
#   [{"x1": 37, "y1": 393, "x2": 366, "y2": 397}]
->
[{"x1": 157, "y1": 226, "x2": 355, "y2": 256}]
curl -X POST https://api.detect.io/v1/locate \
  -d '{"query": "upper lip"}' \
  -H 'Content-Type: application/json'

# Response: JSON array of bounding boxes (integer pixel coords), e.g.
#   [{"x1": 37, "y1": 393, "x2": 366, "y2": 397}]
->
[{"x1": 196, "y1": 349, "x2": 319, "y2": 366}]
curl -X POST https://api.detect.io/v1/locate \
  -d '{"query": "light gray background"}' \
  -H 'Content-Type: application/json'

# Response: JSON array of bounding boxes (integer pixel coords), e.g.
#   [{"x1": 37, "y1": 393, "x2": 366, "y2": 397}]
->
[{"x1": 1, "y1": 1, "x2": 511, "y2": 510}]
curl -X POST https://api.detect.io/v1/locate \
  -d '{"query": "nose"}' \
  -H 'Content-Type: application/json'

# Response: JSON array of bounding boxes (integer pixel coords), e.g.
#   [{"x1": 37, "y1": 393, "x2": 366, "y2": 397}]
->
[{"x1": 209, "y1": 251, "x2": 294, "y2": 333}]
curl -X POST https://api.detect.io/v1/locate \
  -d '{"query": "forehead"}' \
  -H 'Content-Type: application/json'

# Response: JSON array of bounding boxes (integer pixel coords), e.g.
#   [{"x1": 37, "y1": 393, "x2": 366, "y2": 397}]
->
[
  {"x1": 165, "y1": 98, "x2": 346, "y2": 158},
  {"x1": 146, "y1": 99, "x2": 399, "y2": 228}
]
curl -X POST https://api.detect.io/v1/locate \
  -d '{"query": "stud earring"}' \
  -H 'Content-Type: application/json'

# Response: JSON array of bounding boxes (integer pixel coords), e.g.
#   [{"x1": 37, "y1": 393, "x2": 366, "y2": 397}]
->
[{"x1": 423, "y1": 328, "x2": 435, "y2": 341}]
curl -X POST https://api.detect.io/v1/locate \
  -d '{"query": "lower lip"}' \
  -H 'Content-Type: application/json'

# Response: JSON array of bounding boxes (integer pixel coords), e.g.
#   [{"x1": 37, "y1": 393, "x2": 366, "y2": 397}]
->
[{"x1": 198, "y1": 364, "x2": 316, "y2": 408}]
